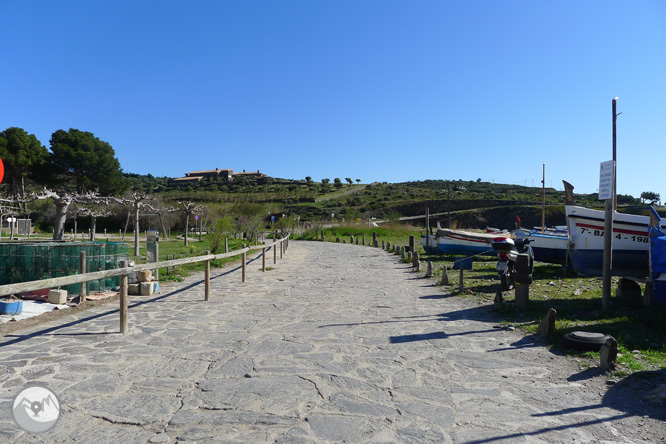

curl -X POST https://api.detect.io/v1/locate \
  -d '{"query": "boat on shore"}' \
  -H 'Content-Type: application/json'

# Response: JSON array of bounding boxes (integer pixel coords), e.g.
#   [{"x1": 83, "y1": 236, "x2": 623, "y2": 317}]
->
[
  {"x1": 566, "y1": 205, "x2": 666, "y2": 277},
  {"x1": 431, "y1": 223, "x2": 504, "y2": 256},
  {"x1": 514, "y1": 227, "x2": 569, "y2": 265},
  {"x1": 421, "y1": 233, "x2": 439, "y2": 253}
]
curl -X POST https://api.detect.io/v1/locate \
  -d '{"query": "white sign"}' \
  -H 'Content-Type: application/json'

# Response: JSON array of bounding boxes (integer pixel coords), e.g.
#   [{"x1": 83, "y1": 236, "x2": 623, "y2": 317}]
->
[{"x1": 599, "y1": 160, "x2": 615, "y2": 200}]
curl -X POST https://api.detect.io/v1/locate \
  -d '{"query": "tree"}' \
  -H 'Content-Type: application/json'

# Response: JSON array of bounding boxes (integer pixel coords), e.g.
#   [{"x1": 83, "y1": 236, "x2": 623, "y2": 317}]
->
[
  {"x1": 79, "y1": 205, "x2": 113, "y2": 241},
  {"x1": 305, "y1": 176, "x2": 312, "y2": 183},
  {"x1": 345, "y1": 178, "x2": 353, "y2": 186},
  {"x1": 29, "y1": 189, "x2": 109, "y2": 240},
  {"x1": 640, "y1": 191, "x2": 660, "y2": 205},
  {"x1": 355, "y1": 179, "x2": 361, "y2": 184},
  {"x1": 114, "y1": 192, "x2": 152, "y2": 255},
  {"x1": 321, "y1": 178, "x2": 331, "y2": 194},
  {"x1": 334, "y1": 178, "x2": 343, "y2": 189},
  {"x1": 49, "y1": 128, "x2": 128, "y2": 195},
  {"x1": 209, "y1": 208, "x2": 234, "y2": 254},
  {"x1": 234, "y1": 203, "x2": 267, "y2": 243},
  {"x1": 176, "y1": 200, "x2": 203, "y2": 246},
  {"x1": 0, "y1": 127, "x2": 49, "y2": 199}
]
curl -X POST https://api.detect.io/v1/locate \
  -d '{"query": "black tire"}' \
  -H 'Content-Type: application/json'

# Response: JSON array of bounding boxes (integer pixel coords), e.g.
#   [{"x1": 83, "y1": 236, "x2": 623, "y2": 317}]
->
[
  {"x1": 562, "y1": 331, "x2": 611, "y2": 352},
  {"x1": 499, "y1": 268, "x2": 515, "y2": 291}
]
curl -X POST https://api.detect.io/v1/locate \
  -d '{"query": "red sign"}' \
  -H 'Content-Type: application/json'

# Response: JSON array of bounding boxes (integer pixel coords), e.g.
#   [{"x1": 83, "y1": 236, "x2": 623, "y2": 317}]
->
[
  {"x1": 195, "y1": 215, "x2": 199, "y2": 220},
  {"x1": 0, "y1": 158, "x2": 4, "y2": 184}
]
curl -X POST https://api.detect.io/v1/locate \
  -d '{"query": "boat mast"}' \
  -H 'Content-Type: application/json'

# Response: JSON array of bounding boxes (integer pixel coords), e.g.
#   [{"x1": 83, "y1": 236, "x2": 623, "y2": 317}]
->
[
  {"x1": 541, "y1": 163, "x2": 545, "y2": 233},
  {"x1": 612, "y1": 97, "x2": 619, "y2": 210}
]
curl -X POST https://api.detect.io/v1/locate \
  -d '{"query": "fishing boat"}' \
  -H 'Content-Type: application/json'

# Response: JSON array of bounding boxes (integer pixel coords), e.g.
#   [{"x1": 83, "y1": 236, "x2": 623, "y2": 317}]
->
[
  {"x1": 514, "y1": 227, "x2": 569, "y2": 265},
  {"x1": 421, "y1": 233, "x2": 439, "y2": 253},
  {"x1": 509, "y1": 164, "x2": 569, "y2": 265},
  {"x1": 432, "y1": 223, "x2": 503, "y2": 256},
  {"x1": 566, "y1": 205, "x2": 666, "y2": 277}
]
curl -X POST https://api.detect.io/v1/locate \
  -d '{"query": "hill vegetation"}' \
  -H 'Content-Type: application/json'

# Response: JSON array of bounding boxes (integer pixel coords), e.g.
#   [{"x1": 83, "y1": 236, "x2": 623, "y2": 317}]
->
[{"x1": 0, "y1": 125, "x2": 652, "y2": 236}]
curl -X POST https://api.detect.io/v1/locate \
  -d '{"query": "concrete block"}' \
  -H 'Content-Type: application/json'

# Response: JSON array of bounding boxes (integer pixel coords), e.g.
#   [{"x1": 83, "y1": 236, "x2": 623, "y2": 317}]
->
[
  {"x1": 140, "y1": 282, "x2": 154, "y2": 296},
  {"x1": 128, "y1": 283, "x2": 141, "y2": 295},
  {"x1": 138, "y1": 270, "x2": 153, "y2": 282},
  {"x1": 48, "y1": 289, "x2": 68, "y2": 305}
]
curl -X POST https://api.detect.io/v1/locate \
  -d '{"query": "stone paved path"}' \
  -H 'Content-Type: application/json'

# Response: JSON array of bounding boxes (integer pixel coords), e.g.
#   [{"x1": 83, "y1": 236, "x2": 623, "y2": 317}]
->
[{"x1": 0, "y1": 241, "x2": 664, "y2": 443}]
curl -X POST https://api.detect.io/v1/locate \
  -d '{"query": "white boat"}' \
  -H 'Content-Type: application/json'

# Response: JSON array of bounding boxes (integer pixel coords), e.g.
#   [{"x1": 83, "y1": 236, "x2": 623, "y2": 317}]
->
[
  {"x1": 432, "y1": 223, "x2": 504, "y2": 256},
  {"x1": 514, "y1": 227, "x2": 569, "y2": 265},
  {"x1": 421, "y1": 233, "x2": 438, "y2": 253},
  {"x1": 566, "y1": 205, "x2": 666, "y2": 277}
]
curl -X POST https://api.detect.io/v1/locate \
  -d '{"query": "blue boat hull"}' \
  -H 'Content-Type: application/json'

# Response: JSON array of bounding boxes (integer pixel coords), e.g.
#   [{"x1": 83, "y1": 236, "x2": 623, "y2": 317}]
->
[
  {"x1": 570, "y1": 248, "x2": 648, "y2": 277},
  {"x1": 436, "y1": 242, "x2": 496, "y2": 256},
  {"x1": 531, "y1": 246, "x2": 568, "y2": 265}
]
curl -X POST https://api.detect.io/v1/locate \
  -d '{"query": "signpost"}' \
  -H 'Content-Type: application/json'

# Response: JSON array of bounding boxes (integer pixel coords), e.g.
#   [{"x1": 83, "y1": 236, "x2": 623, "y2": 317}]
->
[
  {"x1": 601, "y1": 96, "x2": 620, "y2": 311},
  {"x1": 601, "y1": 160, "x2": 615, "y2": 312}
]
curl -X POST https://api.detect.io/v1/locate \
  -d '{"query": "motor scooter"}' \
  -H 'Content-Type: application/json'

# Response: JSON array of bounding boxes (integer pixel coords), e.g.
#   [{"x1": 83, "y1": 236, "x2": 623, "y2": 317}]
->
[{"x1": 491, "y1": 236, "x2": 534, "y2": 291}]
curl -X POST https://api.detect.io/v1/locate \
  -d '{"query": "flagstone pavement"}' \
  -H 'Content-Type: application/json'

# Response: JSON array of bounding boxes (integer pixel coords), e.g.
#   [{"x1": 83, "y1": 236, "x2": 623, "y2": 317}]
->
[{"x1": 0, "y1": 240, "x2": 664, "y2": 443}]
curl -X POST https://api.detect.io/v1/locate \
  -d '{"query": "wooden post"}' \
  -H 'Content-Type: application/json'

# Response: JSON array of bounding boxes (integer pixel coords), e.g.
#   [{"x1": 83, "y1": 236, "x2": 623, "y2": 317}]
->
[
  {"x1": 426, "y1": 261, "x2": 433, "y2": 278},
  {"x1": 515, "y1": 254, "x2": 531, "y2": 310},
  {"x1": 459, "y1": 267, "x2": 464, "y2": 292},
  {"x1": 262, "y1": 247, "x2": 266, "y2": 271},
  {"x1": 242, "y1": 244, "x2": 247, "y2": 283},
  {"x1": 602, "y1": 197, "x2": 613, "y2": 312},
  {"x1": 409, "y1": 235, "x2": 415, "y2": 254},
  {"x1": 426, "y1": 206, "x2": 430, "y2": 251},
  {"x1": 204, "y1": 250, "x2": 210, "y2": 301},
  {"x1": 119, "y1": 260, "x2": 128, "y2": 334},
  {"x1": 373, "y1": 231, "x2": 377, "y2": 247},
  {"x1": 280, "y1": 240, "x2": 283, "y2": 259},
  {"x1": 79, "y1": 251, "x2": 86, "y2": 302},
  {"x1": 274, "y1": 242, "x2": 277, "y2": 264},
  {"x1": 413, "y1": 251, "x2": 419, "y2": 268},
  {"x1": 225, "y1": 238, "x2": 228, "y2": 253}
]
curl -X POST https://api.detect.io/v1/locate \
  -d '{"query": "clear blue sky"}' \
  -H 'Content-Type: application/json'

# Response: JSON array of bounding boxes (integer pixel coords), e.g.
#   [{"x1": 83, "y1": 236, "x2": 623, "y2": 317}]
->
[{"x1": 2, "y1": 1, "x2": 665, "y2": 198}]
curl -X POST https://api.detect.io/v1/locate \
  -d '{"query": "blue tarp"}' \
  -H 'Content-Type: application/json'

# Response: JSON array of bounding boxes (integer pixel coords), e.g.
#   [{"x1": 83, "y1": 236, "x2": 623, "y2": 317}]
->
[{"x1": 648, "y1": 207, "x2": 666, "y2": 304}]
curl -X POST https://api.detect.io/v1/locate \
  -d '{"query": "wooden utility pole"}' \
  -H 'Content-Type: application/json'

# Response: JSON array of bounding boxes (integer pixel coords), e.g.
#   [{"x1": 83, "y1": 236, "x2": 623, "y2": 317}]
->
[
  {"x1": 612, "y1": 97, "x2": 619, "y2": 211},
  {"x1": 541, "y1": 164, "x2": 545, "y2": 233},
  {"x1": 602, "y1": 98, "x2": 619, "y2": 311}
]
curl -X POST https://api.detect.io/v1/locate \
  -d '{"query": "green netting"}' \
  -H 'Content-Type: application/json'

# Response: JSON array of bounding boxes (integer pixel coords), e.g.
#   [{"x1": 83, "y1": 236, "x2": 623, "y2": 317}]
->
[{"x1": 0, "y1": 242, "x2": 129, "y2": 295}]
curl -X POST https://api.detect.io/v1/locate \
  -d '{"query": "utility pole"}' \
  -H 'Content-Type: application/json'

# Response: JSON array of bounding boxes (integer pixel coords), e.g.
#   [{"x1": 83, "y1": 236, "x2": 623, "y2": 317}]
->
[
  {"x1": 541, "y1": 163, "x2": 545, "y2": 233},
  {"x1": 612, "y1": 97, "x2": 619, "y2": 210},
  {"x1": 602, "y1": 97, "x2": 619, "y2": 311},
  {"x1": 447, "y1": 182, "x2": 451, "y2": 229}
]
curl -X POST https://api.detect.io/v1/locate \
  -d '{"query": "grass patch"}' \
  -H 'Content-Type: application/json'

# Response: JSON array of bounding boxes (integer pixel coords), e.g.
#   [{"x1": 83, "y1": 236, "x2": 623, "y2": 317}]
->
[
  {"x1": 410, "y1": 246, "x2": 666, "y2": 377},
  {"x1": 125, "y1": 235, "x2": 255, "y2": 281}
]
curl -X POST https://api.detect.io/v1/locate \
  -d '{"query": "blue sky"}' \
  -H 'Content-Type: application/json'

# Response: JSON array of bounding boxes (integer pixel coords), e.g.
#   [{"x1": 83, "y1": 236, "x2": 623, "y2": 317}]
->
[{"x1": 2, "y1": 1, "x2": 665, "y2": 198}]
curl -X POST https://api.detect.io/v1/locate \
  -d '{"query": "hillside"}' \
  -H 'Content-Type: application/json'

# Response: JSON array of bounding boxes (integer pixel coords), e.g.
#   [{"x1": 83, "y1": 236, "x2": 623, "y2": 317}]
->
[{"x1": 122, "y1": 174, "x2": 645, "y2": 231}]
